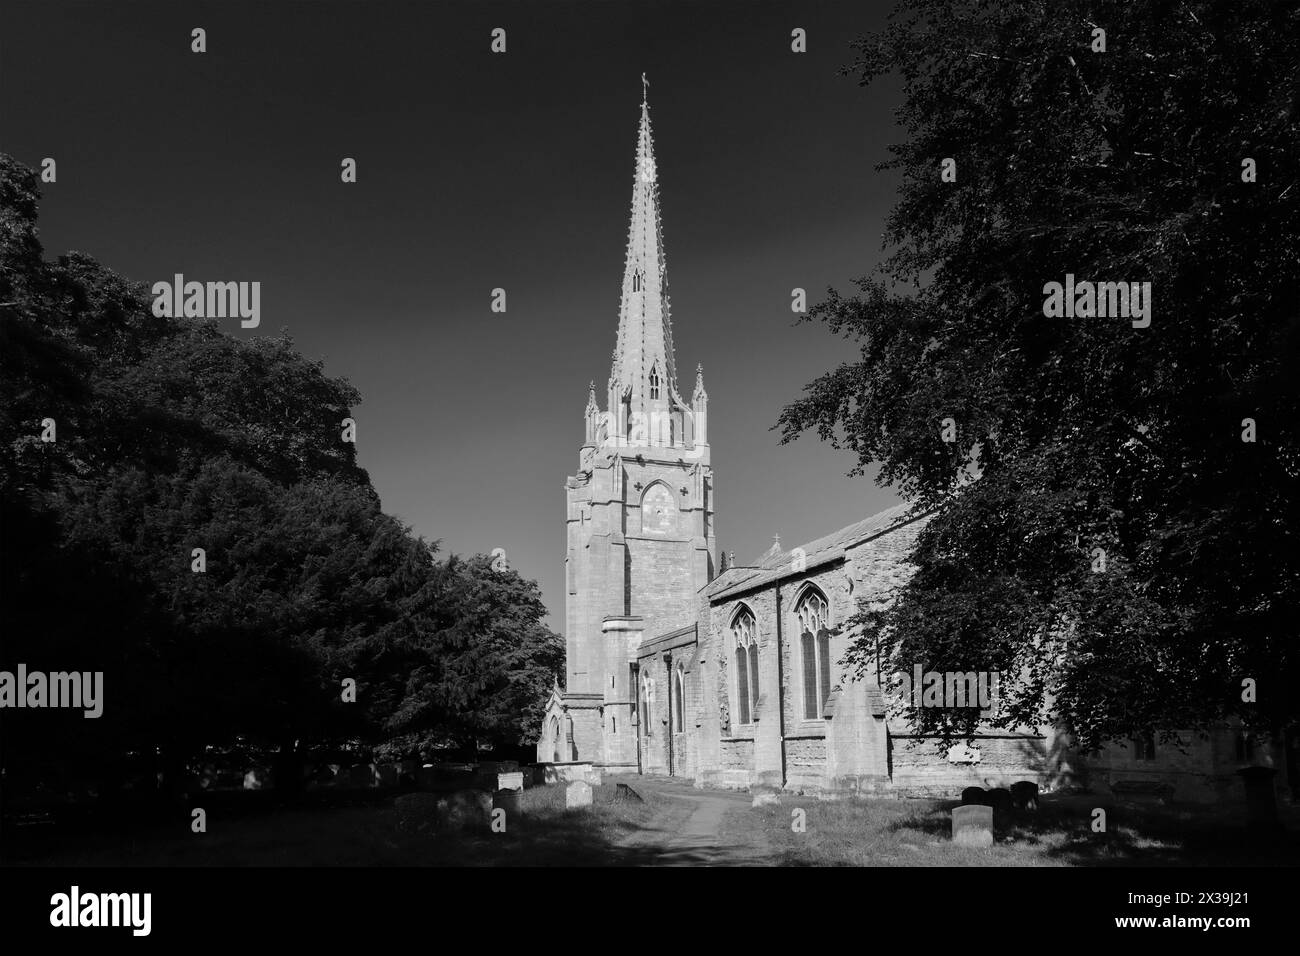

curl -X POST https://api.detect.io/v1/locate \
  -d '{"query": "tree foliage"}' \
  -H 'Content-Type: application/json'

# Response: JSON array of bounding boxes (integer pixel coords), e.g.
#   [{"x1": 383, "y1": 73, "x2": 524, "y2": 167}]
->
[
  {"x1": 777, "y1": 1, "x2": 1300, "y2": 748},
  {"x1": 0, "y1": 153, "x2": 561, "y2": 788}
]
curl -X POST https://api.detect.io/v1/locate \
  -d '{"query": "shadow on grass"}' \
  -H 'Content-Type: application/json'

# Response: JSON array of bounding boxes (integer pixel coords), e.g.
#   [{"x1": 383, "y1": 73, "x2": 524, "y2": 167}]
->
[
  {"x1": 3, "y1": 783, "x2": 670, "y2": 867},
  {"x1": 882, "y1": 794, "x2": 1300, "y2": 866}
]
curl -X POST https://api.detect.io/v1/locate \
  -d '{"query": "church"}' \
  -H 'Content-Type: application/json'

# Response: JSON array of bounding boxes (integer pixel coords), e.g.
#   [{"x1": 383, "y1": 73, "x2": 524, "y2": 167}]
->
[{"x1": 537, "y1": 87, "x2": 1285, "y2": 805}]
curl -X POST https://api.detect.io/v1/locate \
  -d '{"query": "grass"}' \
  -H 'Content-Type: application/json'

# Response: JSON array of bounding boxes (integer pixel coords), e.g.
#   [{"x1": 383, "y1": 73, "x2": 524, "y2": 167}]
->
[
  {"x1": 6, "y1": 783, "x2": 675, "y2": 867},
  {"x1": 9, "y1": 783, "x2": 1298, "y2": 866},
  {"x1": 718, "y1": 792, "x2": 1300, "y2": 866}
]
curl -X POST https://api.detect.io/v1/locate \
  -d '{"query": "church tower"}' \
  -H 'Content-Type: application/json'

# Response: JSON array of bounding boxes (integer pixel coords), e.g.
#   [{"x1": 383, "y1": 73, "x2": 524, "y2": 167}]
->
[{"x1": 540, "y1": 80, "x2": 716, "y2": 771}]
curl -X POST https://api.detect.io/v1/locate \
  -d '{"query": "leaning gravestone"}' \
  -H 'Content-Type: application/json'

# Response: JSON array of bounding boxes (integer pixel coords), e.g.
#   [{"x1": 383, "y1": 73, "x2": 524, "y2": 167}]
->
[
  {"x1": 960, "y1": 786, "x2": 988, "y2": 806},
  {"x1": 952, "y1": 804, "x2": 994, "y2": 848},
  {"x1": 566, "y1": 780, "x2": 593, "y2": 809},
  {"x1": 614, "y1": 783, "x2": 644, "y2": 803},
  {"x1": 1010, "y1": 781, "x2": 1039, "y2": 811}
]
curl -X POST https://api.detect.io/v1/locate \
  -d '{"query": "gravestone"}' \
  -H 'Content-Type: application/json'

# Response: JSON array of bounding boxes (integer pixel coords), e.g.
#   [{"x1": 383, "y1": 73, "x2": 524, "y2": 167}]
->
[
  {"x1": 960, "y1": 786, "x2": 988, "y2": 806},
  {"x1": 494, "y1": 789, "x2": 520, "y2": 817},
  {"x1": 987, "y1": 788, "x2": 1013, "y2": 815},
  {"x1": 497, "y1": 771, "x2": 524, "y2": 792},
  {"x1": 566, "y1": 780, "x2": 593, "y2": 808},
  {"x1": 614, "y1": 783, "x2": 644, "y2": 803},
  {"x1": 1010, "y1": 781, "x2": 1038, "y2": 811},
  {"x1": 951, "y1": 804, "x2": 993, "y2": 848}
]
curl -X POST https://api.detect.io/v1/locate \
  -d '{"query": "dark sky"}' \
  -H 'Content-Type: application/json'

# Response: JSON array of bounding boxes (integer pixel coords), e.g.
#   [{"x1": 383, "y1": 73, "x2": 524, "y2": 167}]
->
[{"x1": 4, "y1": 0, "x2": 907, "y2": 629}]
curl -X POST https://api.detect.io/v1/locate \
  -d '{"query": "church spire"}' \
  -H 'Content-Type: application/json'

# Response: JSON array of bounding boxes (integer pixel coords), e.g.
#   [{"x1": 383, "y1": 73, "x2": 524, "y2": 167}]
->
[{"x1": 609, "y1": 76, "x2": 677, "y2": 414}]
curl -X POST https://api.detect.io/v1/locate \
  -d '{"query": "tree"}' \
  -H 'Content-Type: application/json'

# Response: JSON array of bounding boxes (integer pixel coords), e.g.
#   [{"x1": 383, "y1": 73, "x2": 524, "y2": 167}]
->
[
  {"x1": 777, "y1": 0, "x2": 1300, "y2": 749},
  {"x1": 0, "y1": 152, "x2": 562, "y2": 801}
]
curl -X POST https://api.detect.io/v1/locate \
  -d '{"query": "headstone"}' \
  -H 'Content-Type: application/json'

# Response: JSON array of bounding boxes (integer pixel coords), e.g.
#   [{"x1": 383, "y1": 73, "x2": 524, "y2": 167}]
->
[
  {"x1": 614, "y1": 783, "x2": 644, "y2": 803},
  {"x1": 494, "y1": 789, "x2": 520, "y2": 817},
  {"x1": 497, "y1": 771, "x2": 524, "y2": 792},
  {"x1": 987, "y1": 788, "x2": 1013, "y2": 814},
  {"x1": 1010, "y1": 780, "x2": 1039, "y2": 811},
  {"x1": 566, "y1": 780, "x2": 593, "y2": 808},
  {"x1": 960, "y1": 786, "x2": 988, "y2": 806},
  {"x1": 951, "y1": 804, "x2": 993, "y2": 848}
]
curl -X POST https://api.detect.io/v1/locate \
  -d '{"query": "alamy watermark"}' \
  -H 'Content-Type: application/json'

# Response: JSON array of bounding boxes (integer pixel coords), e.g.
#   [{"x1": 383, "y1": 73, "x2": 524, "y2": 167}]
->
[
  {"x1": 893, "y1": 666, "x2": 999, "y2": 709},
  {"x1": 50, "y1": 886, "x2": 151, "y2": 936},
  {"x1": 0, "y1": 665, "x2": 103, "y2": 718},
  {"x1": 1042, "y1": 274, "x2": 1151, "y2": 328},
  {"x1": 151, "y1": 273, "x2": 260, "y2": 328}
]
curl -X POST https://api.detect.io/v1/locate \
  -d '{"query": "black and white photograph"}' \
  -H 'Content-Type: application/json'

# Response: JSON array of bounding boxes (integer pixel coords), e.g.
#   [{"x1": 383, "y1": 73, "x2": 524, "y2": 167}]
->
[{"x1": 1, "y1": 0, "x2": 1296, "y2": 938}]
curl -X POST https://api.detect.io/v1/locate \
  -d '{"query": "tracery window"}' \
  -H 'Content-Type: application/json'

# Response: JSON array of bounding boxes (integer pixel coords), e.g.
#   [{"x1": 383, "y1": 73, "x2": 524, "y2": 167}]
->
[
  {"x1": 796, "y1": 587, "x2": 832, "y2": 720},
  {"x1": 731, "y1": 607, "x2": 759, "y2": 725}
]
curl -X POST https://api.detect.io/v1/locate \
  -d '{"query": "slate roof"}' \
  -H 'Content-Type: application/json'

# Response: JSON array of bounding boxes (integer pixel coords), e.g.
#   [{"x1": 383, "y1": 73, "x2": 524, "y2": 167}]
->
[{"x1": 704, "y1": 501, "x2": 922, "y2": 602}]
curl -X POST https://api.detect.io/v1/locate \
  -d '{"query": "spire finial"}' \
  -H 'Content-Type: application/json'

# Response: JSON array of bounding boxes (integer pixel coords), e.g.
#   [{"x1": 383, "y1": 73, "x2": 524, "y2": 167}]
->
[{"x1": 642, "y1": 72, "x2": 649, "y2": 106}]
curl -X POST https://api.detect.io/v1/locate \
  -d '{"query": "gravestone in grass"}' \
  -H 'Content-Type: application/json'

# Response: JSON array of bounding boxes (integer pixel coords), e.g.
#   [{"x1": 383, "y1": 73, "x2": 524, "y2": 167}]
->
[
  {"x1": 951, "y1": 804, "x2": 993, "y2": 848},
  {"x1": 566, "y1": 780, "x2": 593, "y2": 808}
]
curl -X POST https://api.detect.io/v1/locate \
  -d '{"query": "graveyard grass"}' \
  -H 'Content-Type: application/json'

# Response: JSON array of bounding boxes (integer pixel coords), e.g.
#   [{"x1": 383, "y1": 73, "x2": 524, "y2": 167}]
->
[
  {"x1": 12, "y1": 783, "x2": 1299, "y2": 866},
  {"x1": 11, "y1": 782, "x2": 677, "y2": 867},
  {"x1": 722, "y1": 793, "x2": 1300, "y2": 867}
]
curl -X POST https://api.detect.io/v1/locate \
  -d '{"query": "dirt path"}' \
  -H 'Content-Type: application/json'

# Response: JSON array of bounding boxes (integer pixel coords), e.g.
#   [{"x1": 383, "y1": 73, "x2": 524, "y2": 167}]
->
[{"x1": 606, "y1": 774, "x2": 770, "y2": 866}]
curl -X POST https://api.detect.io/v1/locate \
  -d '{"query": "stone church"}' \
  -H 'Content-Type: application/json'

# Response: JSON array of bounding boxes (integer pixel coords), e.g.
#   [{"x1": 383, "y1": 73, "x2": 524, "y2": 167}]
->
[{"x1": 537, "y1": 89, "x2": 1287, "y2": 805}]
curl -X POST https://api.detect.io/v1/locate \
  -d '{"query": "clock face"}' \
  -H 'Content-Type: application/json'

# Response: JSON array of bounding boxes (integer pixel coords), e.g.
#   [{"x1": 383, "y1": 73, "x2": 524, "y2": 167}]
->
[{"x1": 642, "y1": 484, "x2": 675, "y2": 535}]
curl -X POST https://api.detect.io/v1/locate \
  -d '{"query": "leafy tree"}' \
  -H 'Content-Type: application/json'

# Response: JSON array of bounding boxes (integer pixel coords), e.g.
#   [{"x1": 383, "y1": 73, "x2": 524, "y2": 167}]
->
[
  {"x1": 777, "y1": 0, "x2": 1300, "y2": 749},
  {"x1": 0, "y1": 153, "x2": 562, "y2": 804}
]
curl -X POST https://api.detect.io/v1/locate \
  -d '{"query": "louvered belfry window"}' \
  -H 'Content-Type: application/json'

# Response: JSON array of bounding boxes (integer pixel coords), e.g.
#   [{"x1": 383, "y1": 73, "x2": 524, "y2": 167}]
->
[{"x1": 796, "y1": 588, "x2": 830, "y2": 719}]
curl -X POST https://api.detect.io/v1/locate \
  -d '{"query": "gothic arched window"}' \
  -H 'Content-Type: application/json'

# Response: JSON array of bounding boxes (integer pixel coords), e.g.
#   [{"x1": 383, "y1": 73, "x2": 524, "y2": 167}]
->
[
  {"x1": 673, "y1": 665, "x2": 685, "y2": 732},
  {"x1": 795, "y1": 586, "x2": 831, "y2": 720},
  {"x1": 731, "y1": 606, "x2": 759, "y2": 726},
  {"x1": 648, "y1": 362, "x2": 660, "y2": 400},
  {"x1": 640, "y1": 672, "x2": 655, "y2": 737},
  {"x1": 632, "y1": 269, "x2": 643, "y2": 293}
]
